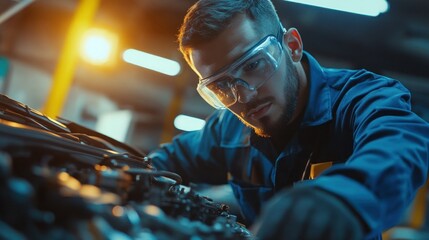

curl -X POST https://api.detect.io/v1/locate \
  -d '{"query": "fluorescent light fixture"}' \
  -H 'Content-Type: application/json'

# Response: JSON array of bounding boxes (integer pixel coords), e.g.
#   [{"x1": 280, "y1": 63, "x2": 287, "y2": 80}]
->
[
  {"x1": 174, "y1": 114, "x2": 206, "y2": 131},
  {"x1": 285, "y1": 0, "x2": 389, "y2": 17},
  {"x1": 122, "y1": 49, "x2": 181, "y2": 76},
  {"x1": 0, "y1": 0, "x2": 34, "y2": 25}
]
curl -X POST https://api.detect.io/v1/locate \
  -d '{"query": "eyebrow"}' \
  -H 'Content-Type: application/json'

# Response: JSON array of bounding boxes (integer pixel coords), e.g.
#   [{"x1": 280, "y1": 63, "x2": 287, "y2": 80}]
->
[{"x1": 201, "y1": 34, "x2": 274, "y2": 81}]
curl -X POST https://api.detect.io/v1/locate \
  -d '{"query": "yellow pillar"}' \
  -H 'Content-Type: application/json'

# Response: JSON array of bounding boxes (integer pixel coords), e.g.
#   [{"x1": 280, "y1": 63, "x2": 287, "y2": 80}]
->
[{"x1": 43, "y1": 0, "x2": 100, "y2": 118}]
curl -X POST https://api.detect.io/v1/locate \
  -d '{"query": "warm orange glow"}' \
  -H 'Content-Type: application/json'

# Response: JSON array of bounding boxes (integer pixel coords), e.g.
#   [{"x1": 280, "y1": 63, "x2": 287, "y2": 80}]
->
[
  {"x1": 95, "y1": 164, "x2": 109, "y2": 171},
  {"x1": 57, "y1": 172, "x2": 81, "y2": 191},
  {"x1": 144, "y1": 205, "x2": 162, "y2": 216},
  {"x1": 112, "y1": 205, "x2": 125, "y2": 217},
  {"x1": 80, "y1": 184, "x2": 101, "y2": 199},
  {"x1": 80, "y1": 28, "x2": 119, "y2": 65}
]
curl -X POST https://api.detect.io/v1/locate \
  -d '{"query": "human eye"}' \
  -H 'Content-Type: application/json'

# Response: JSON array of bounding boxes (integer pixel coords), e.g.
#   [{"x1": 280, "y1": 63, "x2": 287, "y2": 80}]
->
[
  {"x1": 243, "y1": 60, "x2": 260, "y2": 72},
  {"x1": 242, "y1": 57, "x2": 267, "y2": 73}
]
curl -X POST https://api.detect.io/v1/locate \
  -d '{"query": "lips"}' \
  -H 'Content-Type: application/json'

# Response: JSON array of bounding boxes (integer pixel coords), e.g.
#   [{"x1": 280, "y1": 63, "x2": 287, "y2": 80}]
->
[{"x1": 246, "y1": 102, "x2": 272, "y2": 120}]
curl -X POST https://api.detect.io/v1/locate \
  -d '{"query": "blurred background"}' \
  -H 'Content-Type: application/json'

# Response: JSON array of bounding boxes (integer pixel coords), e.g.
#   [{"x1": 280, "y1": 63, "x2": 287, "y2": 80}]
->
[{"x1": 0, "y1": 0, "x2": 428, "y2": 153}]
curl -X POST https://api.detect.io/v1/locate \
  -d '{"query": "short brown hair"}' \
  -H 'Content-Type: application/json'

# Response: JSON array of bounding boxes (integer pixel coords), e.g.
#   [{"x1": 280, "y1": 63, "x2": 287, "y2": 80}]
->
[{"x1": 178, "y1": 0, "x2": 283, "y2": 65}]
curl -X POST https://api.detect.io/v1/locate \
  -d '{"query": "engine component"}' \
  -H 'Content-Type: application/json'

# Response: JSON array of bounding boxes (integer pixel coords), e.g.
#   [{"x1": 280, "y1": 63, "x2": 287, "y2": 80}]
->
[{"x1": 0, "y1": 94, "x2": 252, "y2": 240}]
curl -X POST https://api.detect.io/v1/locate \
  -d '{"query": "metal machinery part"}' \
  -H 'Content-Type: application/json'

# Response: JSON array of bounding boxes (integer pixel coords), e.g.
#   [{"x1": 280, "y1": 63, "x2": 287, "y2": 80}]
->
[{"x1": 0, "y1": 94, "x2": 253, "y2": 240}]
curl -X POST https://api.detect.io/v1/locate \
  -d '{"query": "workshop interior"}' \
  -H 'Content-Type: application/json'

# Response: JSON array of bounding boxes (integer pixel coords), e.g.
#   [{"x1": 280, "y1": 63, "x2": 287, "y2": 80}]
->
[{"x1": 0, "y1": 0, "x2": 428, "y2": 239}]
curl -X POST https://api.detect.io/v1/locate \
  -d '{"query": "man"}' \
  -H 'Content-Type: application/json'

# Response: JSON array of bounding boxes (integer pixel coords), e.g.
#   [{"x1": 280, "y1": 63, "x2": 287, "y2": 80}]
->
[{"x1": 148, "y1": 0, "x2": 429, "y2": 239}]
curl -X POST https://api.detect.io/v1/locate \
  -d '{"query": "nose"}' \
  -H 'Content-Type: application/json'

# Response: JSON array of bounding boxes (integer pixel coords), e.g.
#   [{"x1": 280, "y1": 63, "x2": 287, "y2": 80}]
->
[{"x1": 236, "y1": 85, "x2": 258, "y2": 104}]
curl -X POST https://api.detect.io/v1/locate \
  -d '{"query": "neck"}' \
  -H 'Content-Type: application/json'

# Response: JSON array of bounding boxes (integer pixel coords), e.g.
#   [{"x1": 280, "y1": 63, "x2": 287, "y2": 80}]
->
[
  {"x1": 271, "y1": 60, "x2": 310, "y2": 151},
  {"x1": 270, "y1": 112, "x2": 302, "y2": 152}
]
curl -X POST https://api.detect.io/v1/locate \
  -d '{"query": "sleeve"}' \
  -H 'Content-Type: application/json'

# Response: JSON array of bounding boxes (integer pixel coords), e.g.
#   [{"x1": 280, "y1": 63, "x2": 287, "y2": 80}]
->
[
  {"x1": 148, "y1": 110, "x2": 229, "y2": 185},
  {"x1": 303, "y1": 76, "x2": 429, "y2": 238}
]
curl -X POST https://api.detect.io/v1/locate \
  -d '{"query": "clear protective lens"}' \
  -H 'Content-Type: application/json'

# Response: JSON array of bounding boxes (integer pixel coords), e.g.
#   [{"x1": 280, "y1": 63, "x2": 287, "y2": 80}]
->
[
  {"x1": 197, "y1": 35, "x2": 283, "y2": 109},
  {"x1": 205, "y1": 76, "x2": 237, "y2": 106}
]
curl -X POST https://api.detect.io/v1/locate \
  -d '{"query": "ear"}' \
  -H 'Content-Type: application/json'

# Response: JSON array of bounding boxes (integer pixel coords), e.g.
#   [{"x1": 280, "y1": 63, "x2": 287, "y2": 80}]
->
[{"x1": 284, "y1": 28, "x2": 303, "y2": 62}]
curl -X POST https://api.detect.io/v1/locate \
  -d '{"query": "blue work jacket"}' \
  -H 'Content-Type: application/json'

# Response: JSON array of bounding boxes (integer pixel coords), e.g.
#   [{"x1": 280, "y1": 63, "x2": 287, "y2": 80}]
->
[{"x1": 149, "y1": 53, "x2": 429, "y2": 239}]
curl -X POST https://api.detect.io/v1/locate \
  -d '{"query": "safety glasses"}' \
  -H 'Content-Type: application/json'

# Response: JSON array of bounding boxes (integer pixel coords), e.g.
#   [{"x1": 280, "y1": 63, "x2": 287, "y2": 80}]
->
[{"x1": 197, "y1": 34, "x2": 284, "y2": 109}]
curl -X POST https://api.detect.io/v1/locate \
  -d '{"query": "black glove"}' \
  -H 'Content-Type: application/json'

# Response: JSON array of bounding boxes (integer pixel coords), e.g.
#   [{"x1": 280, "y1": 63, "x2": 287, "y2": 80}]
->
[{"x1": 252, "y1": 185, "x2": 365, "y2": 240}]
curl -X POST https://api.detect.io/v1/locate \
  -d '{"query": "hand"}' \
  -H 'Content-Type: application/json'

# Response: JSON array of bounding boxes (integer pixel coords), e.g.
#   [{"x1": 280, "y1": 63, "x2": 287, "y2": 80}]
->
[{"x1": 252, "y1": 185, "x2": 365, "y2": 240}]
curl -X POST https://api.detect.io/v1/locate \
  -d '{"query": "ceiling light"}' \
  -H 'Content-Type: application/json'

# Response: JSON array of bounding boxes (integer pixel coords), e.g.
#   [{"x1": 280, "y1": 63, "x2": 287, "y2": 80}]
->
[
  {"x1": 285, "y1": 0, "x2": 389, "y2": 17},
  {"x1": 122, "y1": 49, "x2": 181, "y2": 76},
  {"x1": 80, "y1": 28, "x2": 118, "y2": 65},
  {"x1": 0, "y1": 0, "x2": 34, "y2": 24},
  {"x1": 174, "y1": 114, "x2": 205, "y2": 131}
]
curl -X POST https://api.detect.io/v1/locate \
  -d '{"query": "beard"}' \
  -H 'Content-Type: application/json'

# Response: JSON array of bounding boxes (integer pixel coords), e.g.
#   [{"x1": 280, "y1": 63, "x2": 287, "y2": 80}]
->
[{"x1": 250, "y1": 57, "x2": 301, "y2": 138}]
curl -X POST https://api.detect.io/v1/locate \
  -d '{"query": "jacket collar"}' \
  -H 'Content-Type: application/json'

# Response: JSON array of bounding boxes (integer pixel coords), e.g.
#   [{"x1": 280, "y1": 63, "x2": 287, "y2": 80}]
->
[{"x1": 300, "y1": 52, "x2": 333, "y2": 127}]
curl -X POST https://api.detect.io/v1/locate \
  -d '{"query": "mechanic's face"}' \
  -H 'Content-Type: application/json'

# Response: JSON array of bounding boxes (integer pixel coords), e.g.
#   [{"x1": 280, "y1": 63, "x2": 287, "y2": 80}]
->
[{"x1": 190, "y1": 14, "x2": 306, "y2": 138}]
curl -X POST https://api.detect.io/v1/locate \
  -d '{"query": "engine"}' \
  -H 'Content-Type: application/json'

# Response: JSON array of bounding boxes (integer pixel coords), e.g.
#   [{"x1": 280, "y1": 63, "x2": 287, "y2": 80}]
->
[{"x1": 0, "y1": 94, "x2": 252, "y2": 240}]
